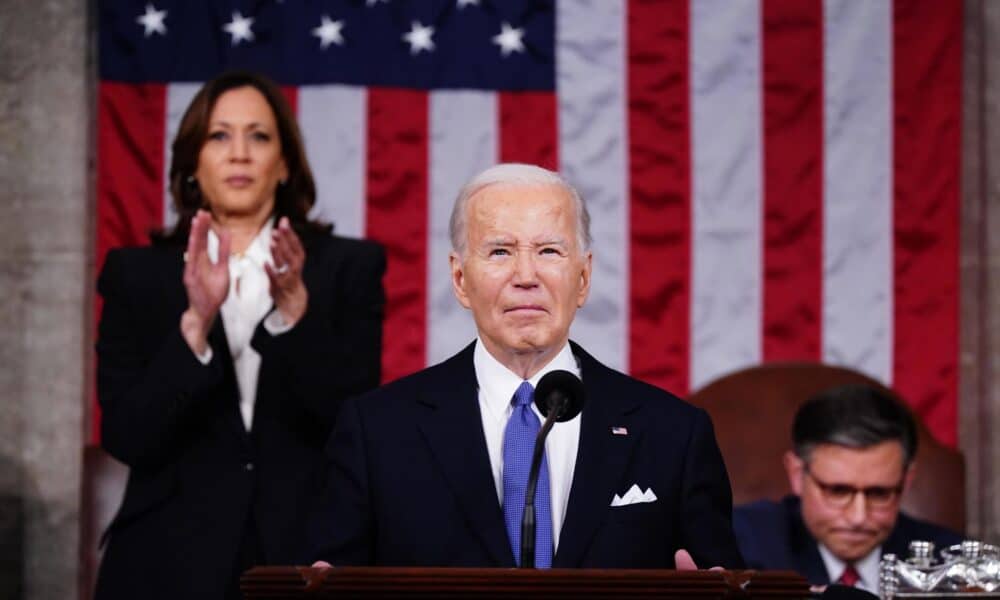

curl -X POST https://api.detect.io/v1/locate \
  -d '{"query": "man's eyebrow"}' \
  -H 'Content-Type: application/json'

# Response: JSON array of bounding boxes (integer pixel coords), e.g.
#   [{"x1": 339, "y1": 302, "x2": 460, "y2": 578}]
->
[
  {"x1": 482, "y1": 237, "x2": 514, "y2": 246},
  {"x1": 535, "y1": 237, "x2": 567, "y2": 245}
]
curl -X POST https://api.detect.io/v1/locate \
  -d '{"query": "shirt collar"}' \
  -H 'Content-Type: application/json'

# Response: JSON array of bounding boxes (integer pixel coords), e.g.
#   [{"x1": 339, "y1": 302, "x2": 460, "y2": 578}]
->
[
  {"x1": 817, "y1": 542, "x2": 881, "y2": 590},
  {"x1": 206, "y1": 217, "x2": 275, "y2": 267},
  {"x1": 473, "y1": 338, "x2": 579, "y2": 418}
]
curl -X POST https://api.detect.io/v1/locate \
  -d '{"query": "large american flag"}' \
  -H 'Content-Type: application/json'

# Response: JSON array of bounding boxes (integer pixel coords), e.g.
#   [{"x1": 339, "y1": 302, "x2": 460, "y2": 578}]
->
[{"x1": 97, "y1": 0, "x2": 961, "y2": 446}]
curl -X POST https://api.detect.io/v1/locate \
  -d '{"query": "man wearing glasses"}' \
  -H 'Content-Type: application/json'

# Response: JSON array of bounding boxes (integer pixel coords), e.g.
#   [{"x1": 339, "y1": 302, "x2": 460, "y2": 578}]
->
[{"x1": 732, "y1": 385, "x2": 961, "y2": 594}]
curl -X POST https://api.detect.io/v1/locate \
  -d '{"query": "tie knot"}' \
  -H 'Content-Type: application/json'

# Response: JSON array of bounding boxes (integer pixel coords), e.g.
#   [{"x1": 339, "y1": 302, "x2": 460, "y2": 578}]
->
[
  {"x1": 838, "y1": 563, "x2": 860, "y2": 587},
  {"x1": 512, "y1": 381, "x2": 534, "y2": 408}
]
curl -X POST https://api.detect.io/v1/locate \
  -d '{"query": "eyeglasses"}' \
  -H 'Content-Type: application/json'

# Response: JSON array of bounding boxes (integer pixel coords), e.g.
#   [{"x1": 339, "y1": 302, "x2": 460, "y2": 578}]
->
[{"x1": 804, "y1": 466, "x2": 904, "y2": 509}]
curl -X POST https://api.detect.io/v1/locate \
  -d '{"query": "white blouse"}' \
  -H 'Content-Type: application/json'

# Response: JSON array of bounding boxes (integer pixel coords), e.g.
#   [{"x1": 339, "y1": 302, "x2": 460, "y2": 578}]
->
[{"x1": 195, "y1": 218, "x2": 292, "y2": 430}]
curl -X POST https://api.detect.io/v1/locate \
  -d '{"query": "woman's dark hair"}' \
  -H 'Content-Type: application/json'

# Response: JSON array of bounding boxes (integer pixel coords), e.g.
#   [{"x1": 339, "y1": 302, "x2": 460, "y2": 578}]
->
[
  {"x1": 153, "y1": 70, "x2": 330, "y2": 243},
  {"x1": 792, "y1": 384, "x2": 918, "y2": 466}
]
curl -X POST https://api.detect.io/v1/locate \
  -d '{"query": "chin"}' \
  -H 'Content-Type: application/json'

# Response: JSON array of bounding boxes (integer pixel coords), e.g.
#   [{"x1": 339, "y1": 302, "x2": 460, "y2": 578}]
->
[
  {"x1": 214, "y1": 192, "x2": 268, "y2": 212},
  {"x1": 506, "y1": 340, "x2": 545, "y2": 354},
  {"x1": 829, "y1": 541, "x2": 879, "y2": 562},
  {"x1": 503, "y1": 334, "x2": 555, "y2": 354}
]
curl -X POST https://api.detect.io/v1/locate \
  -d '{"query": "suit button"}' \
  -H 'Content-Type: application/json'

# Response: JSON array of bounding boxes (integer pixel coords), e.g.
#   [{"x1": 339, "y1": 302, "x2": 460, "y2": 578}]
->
[{"x1": 244, "y1": 462, "x2": 254, "y2": 472}]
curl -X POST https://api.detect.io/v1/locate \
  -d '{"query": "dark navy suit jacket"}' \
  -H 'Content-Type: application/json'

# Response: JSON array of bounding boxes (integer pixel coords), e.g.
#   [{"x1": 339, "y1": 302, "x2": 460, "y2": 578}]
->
[
  {"x1": 734, "y1": 495, "x2": 962, "y2": 585},
  {"x1": 312, "y1": 340, "x2": 745, "y2": 569}
]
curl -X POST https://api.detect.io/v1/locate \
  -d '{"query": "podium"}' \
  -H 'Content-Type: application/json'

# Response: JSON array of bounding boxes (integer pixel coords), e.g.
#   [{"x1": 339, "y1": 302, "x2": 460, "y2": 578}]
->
[{"x1": 241, "y1": 566, "x2": 810, "y2": 598}]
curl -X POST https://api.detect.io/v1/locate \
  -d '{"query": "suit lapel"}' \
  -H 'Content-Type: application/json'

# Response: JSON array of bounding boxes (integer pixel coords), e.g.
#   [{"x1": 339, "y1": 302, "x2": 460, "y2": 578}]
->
[
  {"x1": 787, "y1": 498, "x2": 831, "y2": 584},
  {"x1": 416, "y1": 343, "x2": 515, "y2": 567},
  {"x1": 881, "y1": 517, "x2": 915, "y2": 557},
  {"x1": 554, "y1": 344, "x2": 640, "y2": 567}
]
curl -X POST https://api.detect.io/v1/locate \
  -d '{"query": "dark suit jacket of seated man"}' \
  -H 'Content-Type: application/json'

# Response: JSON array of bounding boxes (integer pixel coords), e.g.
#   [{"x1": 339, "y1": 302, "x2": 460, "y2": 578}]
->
[
  {"x1": 310, "y1": 163, "x2": 744, "y2": 570},
  {"x1": 734, "y1": 495, "x2": 961, "y2": 586}
]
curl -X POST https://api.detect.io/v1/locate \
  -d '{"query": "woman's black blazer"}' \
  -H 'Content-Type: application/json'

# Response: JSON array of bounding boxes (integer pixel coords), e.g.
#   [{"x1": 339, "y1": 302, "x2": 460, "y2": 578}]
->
[{"x1": 93, "y1": 232, "x2": 385, "y2": 599}]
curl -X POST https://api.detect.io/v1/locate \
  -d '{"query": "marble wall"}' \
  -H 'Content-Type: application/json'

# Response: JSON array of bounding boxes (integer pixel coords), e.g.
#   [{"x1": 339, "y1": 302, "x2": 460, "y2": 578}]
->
[{"x1": 0, "y1": 0, "x2": 90, "y2": 598}]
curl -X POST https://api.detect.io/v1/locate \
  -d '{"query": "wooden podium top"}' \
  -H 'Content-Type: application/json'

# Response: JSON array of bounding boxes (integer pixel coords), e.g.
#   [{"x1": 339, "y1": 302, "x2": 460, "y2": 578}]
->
[{"x1": 241, "y1": 566, "x2": 810, "y2": 599}]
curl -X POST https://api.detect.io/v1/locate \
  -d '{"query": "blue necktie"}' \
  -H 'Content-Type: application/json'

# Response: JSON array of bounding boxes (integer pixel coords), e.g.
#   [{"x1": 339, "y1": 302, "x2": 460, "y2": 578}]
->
[{"x1": 502, "y1": 381, "x2": 553, "y2": 568}]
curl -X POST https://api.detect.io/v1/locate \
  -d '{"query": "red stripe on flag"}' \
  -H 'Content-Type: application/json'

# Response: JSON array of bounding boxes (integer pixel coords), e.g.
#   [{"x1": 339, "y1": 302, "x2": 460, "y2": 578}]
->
[
  {"x1": 499, "y1": 91, "x2": 558, "y2": 170},
  {"x1": 365, "y1": 88, "x2": 429, "y2": 383},
  {"x1": 761, "y1": 0, "x2": 824, "y2": 362},
  {"x1": 628, "y1": 0, "x2": 691, "y2": 395},
  {"x1": 96, "y1": 82, "x2": 168, "y2": 269},
  {"x1": 892, "y1": 0, "x2": 962, "y2": 446},
  {"x1": 94, "y1": 82, "x2": 168, "y2": 442}
]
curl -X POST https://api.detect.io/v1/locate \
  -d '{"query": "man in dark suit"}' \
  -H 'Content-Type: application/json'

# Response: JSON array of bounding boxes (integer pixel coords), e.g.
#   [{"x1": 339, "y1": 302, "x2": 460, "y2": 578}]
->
[
  {"x1": 312, "y1": 163, "x2": 744, "y2": 570},
  {"x1": 734, "y1": 386, "x2": 962, "y2": 594}
]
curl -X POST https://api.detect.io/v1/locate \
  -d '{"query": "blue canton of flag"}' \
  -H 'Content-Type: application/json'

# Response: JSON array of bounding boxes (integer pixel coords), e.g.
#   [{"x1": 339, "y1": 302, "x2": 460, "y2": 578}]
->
[{"x1": 99, "y1": 0, "x2": 555, "y2": 89}]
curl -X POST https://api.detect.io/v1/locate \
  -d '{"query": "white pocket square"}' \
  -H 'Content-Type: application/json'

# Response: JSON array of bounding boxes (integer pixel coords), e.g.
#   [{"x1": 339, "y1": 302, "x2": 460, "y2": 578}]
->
[{"x1": 610, "y1": 484, "x2": 657, "y2": 507}]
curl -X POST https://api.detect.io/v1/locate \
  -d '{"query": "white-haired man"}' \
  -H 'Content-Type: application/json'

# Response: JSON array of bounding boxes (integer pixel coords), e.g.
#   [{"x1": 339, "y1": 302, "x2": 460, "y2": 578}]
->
[{"x1": 312, "y1": 163, "x2": 743, "y2": 569}]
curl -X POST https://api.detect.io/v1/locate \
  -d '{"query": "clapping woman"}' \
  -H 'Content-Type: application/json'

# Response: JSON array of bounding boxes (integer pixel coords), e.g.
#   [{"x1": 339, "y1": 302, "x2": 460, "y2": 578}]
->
[{"x1": 94, "y1": 71, "x2": 385, "y2": 599}]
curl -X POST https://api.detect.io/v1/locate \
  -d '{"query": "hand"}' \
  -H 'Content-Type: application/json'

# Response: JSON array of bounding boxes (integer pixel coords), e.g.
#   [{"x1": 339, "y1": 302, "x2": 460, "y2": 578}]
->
[
  {"x1": 674, "y1": 549, "x2": 724, "y2": 571},
  {"x1": 180, "y1": 209, "x2": 230, "y2": 355},
  {"x1": 265, "y1": 216, "x2": 308, "y2": 326}
]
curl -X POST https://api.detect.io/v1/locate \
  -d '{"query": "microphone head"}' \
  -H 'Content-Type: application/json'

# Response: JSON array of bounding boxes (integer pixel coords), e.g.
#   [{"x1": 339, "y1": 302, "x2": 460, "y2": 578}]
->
[{"x1": 534, "y1": 370, "x2": 585, "y2": 423}]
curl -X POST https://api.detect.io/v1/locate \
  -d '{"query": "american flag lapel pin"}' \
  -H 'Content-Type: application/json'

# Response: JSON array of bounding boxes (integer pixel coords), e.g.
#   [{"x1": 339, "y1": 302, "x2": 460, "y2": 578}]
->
[{"x1": 611, "y1": 426, "x2": 628, "y2": 436}]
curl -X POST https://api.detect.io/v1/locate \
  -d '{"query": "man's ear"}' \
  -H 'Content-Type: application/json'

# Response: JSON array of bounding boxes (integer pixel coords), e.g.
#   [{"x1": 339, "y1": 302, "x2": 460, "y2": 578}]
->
[
  {"x1": 783, "y1": 451, "x2": 805, "y2": 496},
  {"x1": 576, "y1": 251, "x2": 592, "y2": 308},
  {"x1": 902, "y1": 461, "x2": 917, "y2": 494},
  {"x1": 450, "y1": 252, "x2": 472, "y2": 309}
]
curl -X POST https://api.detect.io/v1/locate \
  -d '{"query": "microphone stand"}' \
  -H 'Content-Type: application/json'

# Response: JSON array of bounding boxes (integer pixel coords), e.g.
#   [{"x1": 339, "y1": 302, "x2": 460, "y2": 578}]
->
[{"x1": 519, "y1": 393, "x2": 567, "y2": 568}]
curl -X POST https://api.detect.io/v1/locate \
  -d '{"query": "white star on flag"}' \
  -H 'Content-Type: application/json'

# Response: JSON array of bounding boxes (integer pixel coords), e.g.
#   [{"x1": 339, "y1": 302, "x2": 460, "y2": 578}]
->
[
  {"x1": 457, "y1": 0, "x2": 480, "y2": 8},
  {"x1": 402, "y1": 21, "x2": 435, "y2": 55},
  {"x1": 312, "y1": 16, "x2": 345, "y2": 49},
  {"x1": 136, "y1": 4, "x2": 167, "y2": 37},
  {"x1": 492, "y1": 22, "x2": 525, "y2": 57},
  {"x1": 223, "y1": 11, "x2": 255, "y2": 46}
]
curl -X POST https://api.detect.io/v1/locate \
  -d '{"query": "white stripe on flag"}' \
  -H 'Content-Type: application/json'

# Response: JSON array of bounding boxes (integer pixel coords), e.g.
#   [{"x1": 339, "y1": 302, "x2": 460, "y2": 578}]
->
[
  {"x1": 822, "y1": 0, "x2": 893, "y2": 383},
  {"x1": 426, "y1": 90, "x2": 497, "y2": 365},
  {"x1": 163, "y1": 83, "x2": 202, "y2": 229},
  {"x1": 558, "y1": 0, "x2": 629, "y2": 372},
  {"x1": 299, "y1": 86, "x2": 367, "y2": 238},
  {"x1": 689, "y1": 0, "x2": 763, "y2": 390}
]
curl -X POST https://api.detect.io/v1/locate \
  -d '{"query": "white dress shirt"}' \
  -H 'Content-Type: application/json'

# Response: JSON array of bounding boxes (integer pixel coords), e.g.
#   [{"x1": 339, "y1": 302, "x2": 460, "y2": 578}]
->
[
  {"x1": 198, "y1": 218, "x2": 292, "y2": 431},
  {"x1": 474, "y1": 338, "x2": 581, "y2": 552},
  {"x1": 818, "y1": 543, "x2": 881, "y2": 594}
]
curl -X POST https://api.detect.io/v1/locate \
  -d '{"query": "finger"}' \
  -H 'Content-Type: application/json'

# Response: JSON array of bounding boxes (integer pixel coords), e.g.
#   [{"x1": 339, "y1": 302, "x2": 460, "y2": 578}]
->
[
  {"x1": 185, "y1": 221, "x2": 198, "y2": 266},
  {"x1": 279, "y1": 217, "x2": 306, "y2": 262},
  {"x1": 674, "y1": 549, "x2": 699, "y2": 571},
  {"x1": 216, "y1": 228, "x2": 232, "y2": 268},
  {"x1": 270, "y1": 238, "x2": 289, "y2": 275},
  {"x1": 272, "y1": 227, "x2": 294, "y2": 268},
  {"x1": 183, "y1": 244, "x2": 196, "y2": 286},
  {"x1": 275, "y1": 227, "x2": 303, "y2": 272},
  {"x1": 189, "y1": 210, "x2": 209, "y2": 258}
]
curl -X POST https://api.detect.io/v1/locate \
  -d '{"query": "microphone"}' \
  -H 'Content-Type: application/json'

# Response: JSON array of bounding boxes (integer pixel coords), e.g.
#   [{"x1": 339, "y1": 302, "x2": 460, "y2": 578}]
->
[
  {"x1": 534, "y1": 370, "x2": 585, "y2": 423},
  {"x1": 519, "y1": 370, "x2": 585, "y2": 568}
]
